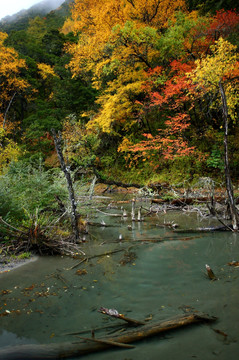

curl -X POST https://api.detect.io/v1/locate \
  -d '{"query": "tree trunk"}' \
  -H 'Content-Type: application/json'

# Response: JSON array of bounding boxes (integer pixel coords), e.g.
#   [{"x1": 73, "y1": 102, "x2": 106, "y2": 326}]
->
[
  {"x1": 219, "y1": 80, "x2": 238, "y2": 230},
  {"x1": 131, "y1": 198, "x2": 136, "y2": 221},
  {"x1": 3, "y1": 92, "x2": 17, "y2": 129},
  {"x1": 52, "y1": 129, "x2": 80, "y2": 242},
  {"x1": 89, "y1": 175, "x2": 97, "y2": 200},
  {"x1": 0, "y1": 312, "x2": 216, "y2": 360}
]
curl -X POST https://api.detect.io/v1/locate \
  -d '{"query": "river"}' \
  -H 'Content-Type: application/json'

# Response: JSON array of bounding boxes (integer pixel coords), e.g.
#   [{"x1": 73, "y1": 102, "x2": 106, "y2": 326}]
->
[{"x1": 0, "y1": 198, "x2": 239, "y2": 359}]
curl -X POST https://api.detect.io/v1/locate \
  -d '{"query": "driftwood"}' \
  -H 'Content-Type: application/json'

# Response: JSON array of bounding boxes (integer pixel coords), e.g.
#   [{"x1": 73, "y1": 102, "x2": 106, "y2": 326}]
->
[
  {"x1": 152, "y1": 196, "x2": 239, "y2": 206},
  {"x1": 67, "y1": 249, "x2": 125, "y2": 270},
  {"x1": 228, "y1": 260, "x2": 239, "y2": 267},
  {"x1": 152, "y1": 197, "x2": 207, "y2": 206},
  {"x1": 99, "y1": 307, "x2": 145, "y2": 325},
  {"x1": 0, "y1": 312, "x2": 216, "y2": 360},
  {"x1": 96, "y1": 209, "x2": 123, "y2": 217}
]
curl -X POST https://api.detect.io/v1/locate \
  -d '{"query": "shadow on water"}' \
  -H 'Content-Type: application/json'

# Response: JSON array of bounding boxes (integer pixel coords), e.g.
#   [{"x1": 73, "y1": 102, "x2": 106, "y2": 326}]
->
[{"x1": 1, "y1": 198, "x2": 239, "y2": 359}]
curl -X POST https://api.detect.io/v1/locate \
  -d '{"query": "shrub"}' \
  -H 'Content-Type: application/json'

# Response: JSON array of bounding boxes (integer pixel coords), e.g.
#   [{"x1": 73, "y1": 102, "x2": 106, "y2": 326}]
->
[{"x1": 0, "y1": 159, "x2": 68, "y2": 225}]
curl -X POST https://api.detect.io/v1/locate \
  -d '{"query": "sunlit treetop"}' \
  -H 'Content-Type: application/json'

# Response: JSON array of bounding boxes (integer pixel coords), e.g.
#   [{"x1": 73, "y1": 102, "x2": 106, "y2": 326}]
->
[
  {"x1": 64, "y1": 0, "x2": 186, "y2": 76},
  {"x1": 189, "y1": 37, "x2": 239, "y2": 121},
  {"x1": 0, "y1": 32, "x2": 29, "y2": 112},
  {"x1": 190, "y1": 38, "x2": 237, "y2": 88}
]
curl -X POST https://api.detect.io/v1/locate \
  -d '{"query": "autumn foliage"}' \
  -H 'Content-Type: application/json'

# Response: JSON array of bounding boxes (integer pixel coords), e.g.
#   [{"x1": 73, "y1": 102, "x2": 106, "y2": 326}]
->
[
  {"x1": 0, "y1": 32, "x2": 31, "y2": 172},
  {"x1": 0, "y1": 1, "x2": 239, "y2": 181},
  {"x1": 59, "y1": 2, "x2": 239, "y2": 175}
]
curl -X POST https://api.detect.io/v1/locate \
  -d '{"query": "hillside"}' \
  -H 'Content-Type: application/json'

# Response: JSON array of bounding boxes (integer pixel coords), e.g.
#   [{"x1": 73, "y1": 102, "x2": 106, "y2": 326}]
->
[
  {"x1": 0, "y1": 0, "x2": 73, "y2": 32},
  {"x1": 0, "y1": 0, "x2": 238, "y2": 195}
]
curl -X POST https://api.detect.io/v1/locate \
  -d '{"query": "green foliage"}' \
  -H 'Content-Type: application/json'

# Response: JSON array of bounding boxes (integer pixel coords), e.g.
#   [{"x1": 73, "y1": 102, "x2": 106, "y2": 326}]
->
[
  {"x1": 16, "y1": 252, "x2": 31, "y2": 259},
  {"x1": 206, "y1": 148, "x2": 224, "y2": 172},
  {"x1": 0, "y1": 159, "x2": 68, "y2": 225},
  {"x1": 157, "y1": 12, "x2": 198, "y2": 60}
]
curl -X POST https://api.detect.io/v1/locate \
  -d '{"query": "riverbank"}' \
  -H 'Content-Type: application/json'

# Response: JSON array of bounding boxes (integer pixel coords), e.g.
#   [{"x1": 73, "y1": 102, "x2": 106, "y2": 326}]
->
[{"x1": 0, "y1": 255, "x2": 38, "y2": 274}]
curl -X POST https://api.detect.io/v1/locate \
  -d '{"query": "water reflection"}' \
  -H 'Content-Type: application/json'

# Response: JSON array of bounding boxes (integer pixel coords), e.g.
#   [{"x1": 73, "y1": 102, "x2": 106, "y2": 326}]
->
[{"x1": 0, "y1": 330, "x2": 37, "y2": 347}]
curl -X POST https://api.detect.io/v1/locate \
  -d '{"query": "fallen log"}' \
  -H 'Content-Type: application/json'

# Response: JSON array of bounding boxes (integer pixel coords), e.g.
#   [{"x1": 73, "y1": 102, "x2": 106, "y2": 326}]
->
[
  {"x1": 0, "y1": 312, "x2": 216, "y2": 360},
  {"x1": 151, "y1": 196, "x2": 229, "y2": 205},
  {"x1": 174, "y1": 225, "x2": 231, "y2": 233}
]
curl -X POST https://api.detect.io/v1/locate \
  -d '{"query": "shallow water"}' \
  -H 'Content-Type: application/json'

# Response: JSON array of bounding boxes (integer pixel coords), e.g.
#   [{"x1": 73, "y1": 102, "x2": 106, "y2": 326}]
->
[{"x1": 1, "y1": 200, "x2": 239, "y2": 359}]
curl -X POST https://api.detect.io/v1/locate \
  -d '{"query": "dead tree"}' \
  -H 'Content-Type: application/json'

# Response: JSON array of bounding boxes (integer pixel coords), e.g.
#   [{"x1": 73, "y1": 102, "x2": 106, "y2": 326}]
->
[
  {"x1": 3, "y1": 92, "x2": 17, "y2": 129},
  {"x1": 0, "y1": 312, "x2": 216, "y2": 359},
  {"x1": 52, "y1": 129, "x2": 80, "y2": 242},
  {"x1": 131, "y1": 198, "x2": 136, "y2": 221},
  {"x1": 219, "y1": 80, "x2": 239, "y2": 230}
]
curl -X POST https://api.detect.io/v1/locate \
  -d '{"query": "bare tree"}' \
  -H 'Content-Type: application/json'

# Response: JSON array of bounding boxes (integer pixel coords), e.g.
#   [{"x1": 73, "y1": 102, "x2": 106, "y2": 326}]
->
[
  {"x1": 52, "y1": 129, "x2": 80, "y2": 241},
  {"x1": 219, "y1": 80, "x2": 238, "y2": 230}
]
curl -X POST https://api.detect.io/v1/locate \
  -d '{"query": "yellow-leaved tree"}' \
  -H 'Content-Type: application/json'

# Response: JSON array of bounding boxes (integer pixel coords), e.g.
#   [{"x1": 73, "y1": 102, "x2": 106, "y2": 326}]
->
[
  {"x1": 0, "y1": 32, "x2": 30, "y2": 172},
  {"x1": 189, "y1": 37, "x2": 239, "y2": 230},
  {"x1": 0, "y1": 126, "x2": 21, "y2": 172},
  {"x1": 63, "y1": 0, "x2": 186, "y2": 135}
]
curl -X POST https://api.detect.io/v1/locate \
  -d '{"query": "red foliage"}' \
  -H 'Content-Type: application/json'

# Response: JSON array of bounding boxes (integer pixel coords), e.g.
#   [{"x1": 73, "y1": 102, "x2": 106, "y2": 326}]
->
[
  {"x1": 128, "y1": 59, "x2": 197, "y2": 161},
  {"x1": 150, "y1": 60, "x2": 194, "y2": 110},
  {"x1": 207, "y1": 9, "x2": 239, "y2": 40}
]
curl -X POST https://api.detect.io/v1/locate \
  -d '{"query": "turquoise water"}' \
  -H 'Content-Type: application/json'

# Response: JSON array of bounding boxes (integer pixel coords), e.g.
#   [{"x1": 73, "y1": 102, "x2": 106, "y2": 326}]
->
[{"x1": 1, "y1": 201, "x2": 239, "y2": 359}]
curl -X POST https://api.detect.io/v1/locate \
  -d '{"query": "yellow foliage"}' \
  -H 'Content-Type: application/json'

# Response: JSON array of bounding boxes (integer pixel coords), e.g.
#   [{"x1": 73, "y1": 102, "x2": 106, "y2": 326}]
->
[
  {"x1": 191, "y1": 38, "x2": 237, "y2": 87},
  {"x1": 87, "y1": 69, "x2": 146, "y2": 133},
  {"x1": 37, "y1": 63, "x2": 59, "y2": 80},
  {"x1": 0, "y1": 31, "x2": 29, "y2": 110},
  {"x1": 0, "y1": 32, "x2": 8, "y2": 45},
  {"x1": 61, "y1": 17, "x2": 76, "y2": 35},
  {"x1": 65, "y1": 0, "x2": 186, "y2": 77},
  {"x1": 189, "y1": 38, "x2": 239, "y2": 120},
  {"x1": 118, "y1": 137, "x2": 133, "y2": 152},
  {"x1": 63, "y1": 0, "x2": 186, "y2": 135},
  {"x1": 0, "y1": 127, "x2": 21, "y2": 173}
]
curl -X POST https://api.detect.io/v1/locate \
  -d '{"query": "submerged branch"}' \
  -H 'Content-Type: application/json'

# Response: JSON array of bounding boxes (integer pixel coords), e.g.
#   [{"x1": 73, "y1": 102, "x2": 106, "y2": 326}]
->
[{"x1": 67, "y1": 249, "x2": 125, "y2": 270}]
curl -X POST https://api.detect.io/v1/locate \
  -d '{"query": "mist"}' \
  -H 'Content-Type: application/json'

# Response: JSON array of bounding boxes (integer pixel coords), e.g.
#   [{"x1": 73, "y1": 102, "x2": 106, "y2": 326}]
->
[{"x1": 0, "y1": 0, "x2": 65, "y2": 20}]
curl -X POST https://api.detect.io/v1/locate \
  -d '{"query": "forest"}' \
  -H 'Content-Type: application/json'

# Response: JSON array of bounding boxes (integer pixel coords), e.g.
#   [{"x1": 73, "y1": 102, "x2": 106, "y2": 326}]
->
[{"x1": 0, "y1": 0, "x2": 239, "y2": 249}]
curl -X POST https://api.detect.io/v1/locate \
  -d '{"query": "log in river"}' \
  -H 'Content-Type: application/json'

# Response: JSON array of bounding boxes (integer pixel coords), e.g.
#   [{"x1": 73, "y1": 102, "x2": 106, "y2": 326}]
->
[{"x1": 0, "y1": 312, "x2": 216, "y2": 359}]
